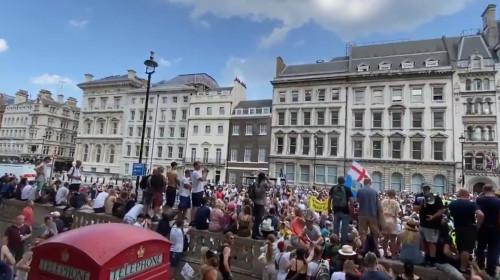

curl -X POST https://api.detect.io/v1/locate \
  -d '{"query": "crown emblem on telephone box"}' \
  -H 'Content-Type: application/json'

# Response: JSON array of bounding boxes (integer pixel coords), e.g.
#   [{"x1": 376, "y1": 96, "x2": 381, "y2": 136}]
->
[{"x1": 137, "y1": 246, "x2": 145, "y2": 259}]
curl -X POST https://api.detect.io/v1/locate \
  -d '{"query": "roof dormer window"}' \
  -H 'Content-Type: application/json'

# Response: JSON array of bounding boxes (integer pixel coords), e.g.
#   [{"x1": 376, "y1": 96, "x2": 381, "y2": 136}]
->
[
  {"x1": 471, "y1": 54, "x2": 483, "y2": 69},
  {"x1": 425, "y1": 58, "x2": 439, "y2": 67},
  {"x1": 401, "y1": 60, "x2": 414, "y2": 69},
  {"x1": 357, "y1": 64, "x2": 369, "y2": 72},
  {"x1": 378, "y1": 62, "x2": 391, "y2": 70}
]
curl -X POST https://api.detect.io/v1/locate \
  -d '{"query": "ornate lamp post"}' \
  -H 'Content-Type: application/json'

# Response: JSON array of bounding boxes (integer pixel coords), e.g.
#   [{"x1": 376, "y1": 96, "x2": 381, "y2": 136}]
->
[{"x1": 459, "y1": 133, "x2": 465, "y2": 188}]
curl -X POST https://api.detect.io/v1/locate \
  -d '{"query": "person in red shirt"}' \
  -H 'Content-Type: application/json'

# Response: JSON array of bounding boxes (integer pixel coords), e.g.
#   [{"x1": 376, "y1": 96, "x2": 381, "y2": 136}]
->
[
  {"x1": 215, "y1": 188, "x2": 223, "y2": 200},
  {"x1": 21, "y1": 200, "x2": 34, "y2": 228}
]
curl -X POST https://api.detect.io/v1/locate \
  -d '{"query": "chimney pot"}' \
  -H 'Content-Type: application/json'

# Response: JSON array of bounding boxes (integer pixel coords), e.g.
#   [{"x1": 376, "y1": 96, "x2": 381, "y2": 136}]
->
[
  {"x1": 57, "y1": 94, "x2": 64, "y2": 104},
  {"x1": 84, "y1": 73, "x2": 94, "y2": 82}
]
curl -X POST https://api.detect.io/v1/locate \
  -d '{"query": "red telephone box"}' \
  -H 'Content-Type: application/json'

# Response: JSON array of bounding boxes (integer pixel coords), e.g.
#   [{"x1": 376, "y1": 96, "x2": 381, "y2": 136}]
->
[{"x1": 29, "y1": 223, "x2": 171, "y2": 280}]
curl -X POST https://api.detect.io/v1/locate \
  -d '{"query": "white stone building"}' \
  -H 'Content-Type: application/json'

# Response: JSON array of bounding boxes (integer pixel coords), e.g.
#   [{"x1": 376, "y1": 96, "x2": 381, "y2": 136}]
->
[
  {"x1": 0, "y1": 89, "x2": 79, "y2": 164},
  {"x1": 76, "y1": 71, "x2": 221, "y2": 179},
  {"x1": 269, "y1": 4, "x2": 500, "y2": 194},
  {"x1": 184, "y1": 78, "x2": 247, "y2": 184}
]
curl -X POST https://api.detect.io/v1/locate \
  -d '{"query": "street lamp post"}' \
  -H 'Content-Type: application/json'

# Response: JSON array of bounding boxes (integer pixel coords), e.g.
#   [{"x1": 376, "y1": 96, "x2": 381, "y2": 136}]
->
[
  {"x1": 135, "y1": 52, "x2": 158, "y2": 201},
  {"x1": 459, "y1": 133, "x2": 465, "y2": 188}
]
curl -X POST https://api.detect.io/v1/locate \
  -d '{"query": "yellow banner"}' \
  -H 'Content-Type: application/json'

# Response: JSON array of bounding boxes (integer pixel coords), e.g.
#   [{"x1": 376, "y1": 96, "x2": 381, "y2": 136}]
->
[{"x1": 308, "y1": 197, "x2": 329, "y2": 212}]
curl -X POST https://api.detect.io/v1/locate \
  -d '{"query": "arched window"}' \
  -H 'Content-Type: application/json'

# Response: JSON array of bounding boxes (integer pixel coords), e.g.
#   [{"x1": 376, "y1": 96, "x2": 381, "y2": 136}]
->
[
  {"x1": 371, "y1": 172, "x2": 382, "y2": 192},
  {"x1": 465, "y1": 101, "x2": 473, "y2": 115},
  {"x1": 411, "y1": 174, "x2": 424, "y2": 193},
  {"x1": 465, "y1": 79, "x2": 471, "y2": 91},
  {"x1": 483, "y1": 126, "x2": 490, "y2": 141},
  {"x1": 84, "y1": 120, "x2": 92, "y2": 134},
  {"x1": 95, "y1": 145, "x2": 102, "y2": 163},
  {"x1": 83, "y1": 145, "x2": 89, "y2": 162},
  {"x1": 483, "y1": 98, "x2": 492, "y2": 115},
  {"x1": 474, "y1": 98, "x2": 483, "y2": 114},
  {"x1": 390, "y1": 173, "x2": 403, "y2": 192},
  {"x1": 484, "y1": 78, "x2": 490, "y2": 90},
  {"x1": 466, "y1": 126, "x2": 474, "y2": 140},
  {"x1": 474, "y1": 126, "x2": 483, "y2": 141},
  {"x1": 475, "y1": 153, "x2": 484, "y2": 170},
  {"x1": 473, "y1": 79, "x2": 482, "y2": 91},
  {"x1": 464, "y1": 153, "x2": 473, "y2": 170},
  {"x1": 487, "y1": 125, "x2": 495, "y2": 141},
  {"x1": 433, "y1": 175, "x2": 446, "y2": 195},
  {"x1": 109, "y1": 145, "x2": 115, "y2": 164}
]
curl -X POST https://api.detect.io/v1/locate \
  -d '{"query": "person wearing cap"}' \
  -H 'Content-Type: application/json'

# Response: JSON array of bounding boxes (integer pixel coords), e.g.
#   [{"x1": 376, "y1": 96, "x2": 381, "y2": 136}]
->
[
  {"x1": 413, "y1": 183, "x2": 446, "y2": 266},
  {"x1": 448, "y1": 188, "x2": 484, "y2": 273},
  {"x1": 301, "y1": 209, "x2": 323, "y2": 246},
  {"x1": 51, "y1": 211, "x2": 64, "y2": 234}
]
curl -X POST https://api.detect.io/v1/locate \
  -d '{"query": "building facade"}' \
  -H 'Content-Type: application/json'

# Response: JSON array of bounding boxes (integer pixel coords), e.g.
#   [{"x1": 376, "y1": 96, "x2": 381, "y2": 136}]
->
[
  {"x1": 184, "y1": 78, "x2": 247, "y2": 185},
  {"x1": 269, "y1": 4, "x2": 500, "y2": 193},
  {"x1": 226, "y1": 99, "x2": 272, "y2": 186},
  {"x1": 0, "y1": 89, "x2": 79, "y2": 166}
]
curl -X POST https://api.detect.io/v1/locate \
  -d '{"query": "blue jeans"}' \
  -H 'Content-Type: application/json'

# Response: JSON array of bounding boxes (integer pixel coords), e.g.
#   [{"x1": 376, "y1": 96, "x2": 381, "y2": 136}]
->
[{"x1": 333, "y1": 212, "x2": 350, "y2": 244}]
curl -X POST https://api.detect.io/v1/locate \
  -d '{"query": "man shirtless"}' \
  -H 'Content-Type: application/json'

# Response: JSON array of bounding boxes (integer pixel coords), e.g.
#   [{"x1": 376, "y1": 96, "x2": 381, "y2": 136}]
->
[{"x1": 166, "y1": 162, "x2": 180, "y2": 210}]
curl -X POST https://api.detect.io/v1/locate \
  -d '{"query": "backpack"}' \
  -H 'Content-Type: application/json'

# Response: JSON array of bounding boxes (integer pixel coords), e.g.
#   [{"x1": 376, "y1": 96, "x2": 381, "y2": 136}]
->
[
  {"x1": 275, "y1": 252, "x2": 283, "y2": 270},
  {"x1": 70, "y1": 193, "x2": 85, "y2": 209},
  {"x1": 139, "y1": 175, "x2": 150, "y2": 190},
  {"x1": 260, "y1": 215, "x2": 274, "y2": 234},
  {"x1": 332, "y1": 185, "x2": 347, "y2": 208},
  {"x1": 313, "y1": 260, "x2": 330, "y2": 280}
]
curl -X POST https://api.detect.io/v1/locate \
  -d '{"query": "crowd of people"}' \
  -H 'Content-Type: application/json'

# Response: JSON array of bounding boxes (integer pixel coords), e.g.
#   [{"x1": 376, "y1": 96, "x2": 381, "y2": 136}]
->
[{"x1": 1, "y1": 158, "x2": 500, "y2": 280}]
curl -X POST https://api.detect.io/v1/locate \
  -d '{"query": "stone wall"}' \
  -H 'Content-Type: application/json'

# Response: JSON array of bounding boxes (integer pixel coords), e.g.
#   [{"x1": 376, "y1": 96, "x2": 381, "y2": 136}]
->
[{"x1": 0, "y1": 200, "x2": 450, "y2": 279}]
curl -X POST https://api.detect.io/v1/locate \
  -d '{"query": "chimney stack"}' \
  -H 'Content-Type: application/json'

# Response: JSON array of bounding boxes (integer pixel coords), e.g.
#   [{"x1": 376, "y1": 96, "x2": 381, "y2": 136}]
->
[
  {"x1": 127, "y1": 70, "x2": 136, "y2": 80},
  {"x1": 67, "y1": 97, "x2": 77, "y2": 107},
  {"x1": 38, "y1": 89, "x2": 52, "y2": 100},
  {"x1": 84, "y1": 73, "x2": 94, "y2": 82},
  {"x1": 482, "y1": 4, "x2": 499, "y2": 48},
  {"x1": 57, "y1": 94, "x2": 64, "y2": 104},
  {"x1": 14, "y1": 90, "x2": 28, "y2": 104},
  {"x1": 275, "y1": 57, "x2": 286, "y2": 77}
]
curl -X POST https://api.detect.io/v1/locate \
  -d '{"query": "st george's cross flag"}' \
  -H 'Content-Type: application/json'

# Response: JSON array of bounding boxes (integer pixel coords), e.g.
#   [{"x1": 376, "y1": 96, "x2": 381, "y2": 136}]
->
[{"x1": 344, "y1": 161, "x2": 370, "y2": 197}]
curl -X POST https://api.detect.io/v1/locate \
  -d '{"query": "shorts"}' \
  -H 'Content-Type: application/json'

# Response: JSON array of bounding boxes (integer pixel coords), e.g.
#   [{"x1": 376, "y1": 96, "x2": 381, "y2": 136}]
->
[
  {"x1": 166, "y1": 187, "x2": 177, "y2": 208},
  {"x1": 143, "y1": 191, "x2": 153, "y2": 205},
  {"x1": 152, "y1": 191, "x2": 163, "y2": 208},
  {"x1": 178, "y1": 196, "x2": 191, "y2": 210},
  {"x1": 170, "y1": 251, "x2": 182, "y2": 268},
  {"x1": 192, "y1": 192, "x2": 204, "y2": 207},
  {"x1": 358, "y1": 216, "x2": 379, "y2": 236},
  {"x1": 455, "y1": 225, "x2": 477, "y2": 253},
  {"x1": 10, "y1": 247, "x2": 24, "y2": 262},
  {"x1": 420, "y1": 227, "x2": 439, "y2": 243},
  {"x1": 69, "y1": 183, "x2": 81, "y2": 192}
]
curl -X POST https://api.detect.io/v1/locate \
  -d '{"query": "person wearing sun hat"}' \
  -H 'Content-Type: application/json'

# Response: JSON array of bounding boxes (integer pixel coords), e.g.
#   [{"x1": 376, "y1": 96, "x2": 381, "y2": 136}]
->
[
  {"x1": 302, "y1": 209, "x2": 323, "y2": 245},
  {"x1": 399, "y1": 219, "x2": 424, "y2": 265}
]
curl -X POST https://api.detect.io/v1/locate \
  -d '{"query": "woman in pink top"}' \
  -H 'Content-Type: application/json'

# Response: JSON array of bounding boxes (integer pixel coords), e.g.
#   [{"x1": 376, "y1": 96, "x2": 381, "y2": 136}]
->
[
  {"x1": 22, "y1": 201, "x2": 34, "y2": 228},
  {"x1": 208, "y1": 199, "x2": 225, "y2": 232}
]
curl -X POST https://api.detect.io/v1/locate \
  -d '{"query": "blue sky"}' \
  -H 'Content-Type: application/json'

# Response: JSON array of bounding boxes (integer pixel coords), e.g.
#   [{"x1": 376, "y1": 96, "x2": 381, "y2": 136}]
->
[{"x1": 0, "y1": 0, "x2": 492, "y2": 102}]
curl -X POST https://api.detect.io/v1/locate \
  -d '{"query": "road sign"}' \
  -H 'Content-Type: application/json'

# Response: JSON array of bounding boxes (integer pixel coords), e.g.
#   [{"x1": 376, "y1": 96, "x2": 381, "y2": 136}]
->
[{"x1": 132, "y1": 163, "x2": 146, "y2": 176}]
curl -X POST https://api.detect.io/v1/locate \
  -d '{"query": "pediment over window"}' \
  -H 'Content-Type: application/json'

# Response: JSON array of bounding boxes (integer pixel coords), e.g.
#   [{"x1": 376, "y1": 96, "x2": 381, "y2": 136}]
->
[
  {"x1": 425, "y1": 57, "x2": 439, "y2": 67},
  {"x1": 275, "y1": 130, "x2": 285, "y2": 134},
  {"x1": 288, "y1": 130, "x2": 298, "y2": 134},
  {"x1": 401, "y1": 60, "x2": 415, "y2": 69},
  {"x1": 201, "y1": 142, "x2": 211, "y2": 146},
  {"x1": 409, "y1": 132, "x2": 426, "y2": 138},
  {"x1": 430, "y1": 132, "x2": 448, "y2": 138},
  {"x1": 370, "y1": 132, "x2": 385, "y2": 138},
  {"x1": 327, "y1": 129, "x2": 341, "y2": 135},
  {"x1": 378, "y1": 61, "x2": 391, "y2": 70},
  {"x1": 388, "y1": 132, "x2": 406, "y2": 138},
  {"x1": 388, "y1": 104, "x2": 406, "y2": 111},
  {"x1": 315, "y1": 129, "x2": 326, "y2": 135},
  {"x1": 351, "y1": 132, "x2": 366, "y2": 138},
  {"x1": 357, "y1": 63, "x2": 370, "y2": 72},
  {"x1": 302, "y1": 129, "x2": 312, "y2": 134}
]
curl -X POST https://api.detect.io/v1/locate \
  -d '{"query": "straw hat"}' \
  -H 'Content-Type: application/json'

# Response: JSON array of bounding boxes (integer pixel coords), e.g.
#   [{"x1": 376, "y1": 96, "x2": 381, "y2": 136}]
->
[
  {"x1": 404, "y1": 220, "x2": 419, "y2": 232},
  {"x1": 304, "y1": 209, "x2": 316, "y2": 222},
  {"x1": 338, "y1": 245, "x2": 357, "y2": 256}
]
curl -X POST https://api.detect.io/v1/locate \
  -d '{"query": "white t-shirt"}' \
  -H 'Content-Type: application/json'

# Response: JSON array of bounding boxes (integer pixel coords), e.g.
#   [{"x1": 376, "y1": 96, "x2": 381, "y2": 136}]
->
[
  {"x1": 28, "y1": 185, "x2": 38, "y2": 201},
  {"x1": 275, "y1": 252, "x2": 291, "y2": 280},
  {"x1": 93, "y1": 192, "x2": 109, "y2": 208},
  {"x1": 179, "y1": 176, "x2": 191, "y2": 197},
  {"x1": 190, "y1": 170, "x2": 204, "y2": 193},
  {"x1": 170, "y1": 225, "x2": 184, "y2": 253},
  {"x1": 124, "y1": 204, "x2": 144, "y2": 220},
  {"x1": 331, "y1": 272, "x2": 346, "y2": 280},
  {"x1": 55, "y1": 186, "x2": 69, "y2": 204},
  {"x1": 307, "y1": 260, "x2": 329, "y2": 277},
  {"x1": 133, "y1": 221, "x2": 144, "y2": 228},
  {"x1": 21, "y1": 185, "x2": 32, "y2": 200},
  {"x1": 67, "y1": 166, "x2": 82, "y2": 184}
]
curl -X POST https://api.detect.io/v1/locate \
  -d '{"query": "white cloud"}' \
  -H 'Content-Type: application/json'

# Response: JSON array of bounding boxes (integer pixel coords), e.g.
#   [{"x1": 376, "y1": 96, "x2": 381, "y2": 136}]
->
[
  {"x1": 68, "y1": 19, "x2": 89, "y2": 28},
  {"x1": 222, "y1": 56, "x2": 275, "y2": 95},
  {"x1": 166, "y1": 0, "x2": 474, "y2": 48},
  {"x1": 31, "y1": 74, "x2": 77, "y2": 89},
  {"x1": 292, "y1": 39, "x2": 305, "y2": 48},
  {"x1": 0, "y1": 39, "x2": 8, "y2": 52},
  {"x1": 158, "y1": 57, "x2": 184, "y2": 67},
  {"x1": 200, "y1": 20, "x2": 211, "y2": 29}
]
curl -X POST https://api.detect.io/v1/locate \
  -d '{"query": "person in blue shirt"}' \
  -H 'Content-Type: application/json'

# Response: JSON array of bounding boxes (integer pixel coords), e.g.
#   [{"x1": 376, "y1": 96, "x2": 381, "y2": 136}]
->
[{"x1": 194, "y1": 197, "x2": 211, "y2": 230}]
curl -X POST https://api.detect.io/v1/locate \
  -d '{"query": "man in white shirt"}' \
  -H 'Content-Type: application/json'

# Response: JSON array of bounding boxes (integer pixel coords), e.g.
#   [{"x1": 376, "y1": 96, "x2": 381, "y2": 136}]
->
[
  {"x1": 67, "y1": 160, "x2": 82, "y2": 192},
  {"x1": 92, "y1": 189, "x2": 108, "y2": 213},
  {"x1": 55, "y1": 183, "x2": 69, "y2": 206},
  {"x1": 178, "y1": 170, "x2": 192, "y2": 219},
  {"x1": 20, "y1": 184, "x2": 32, "y2": 201},
  {"x1": 169, "y1": 217, "x2": 191, "y2": 279},
  {"x1": 34, "y1": 156, "x2": 51, "y2": 191},
  {"x1": 190, "y1": 161, "x2": 207, "y2": 223},
  {"x1": 28, "y1": 183, "x2": 38, "y2": 202},
  {"x1": 124, "y1": 204, "x2": 144, "y2": 225}
]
